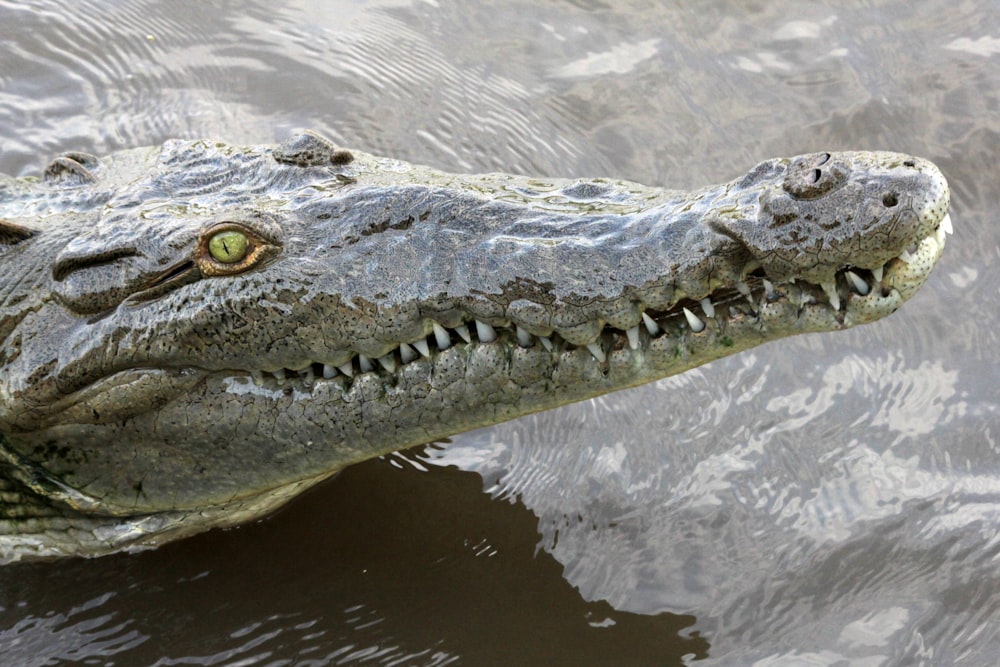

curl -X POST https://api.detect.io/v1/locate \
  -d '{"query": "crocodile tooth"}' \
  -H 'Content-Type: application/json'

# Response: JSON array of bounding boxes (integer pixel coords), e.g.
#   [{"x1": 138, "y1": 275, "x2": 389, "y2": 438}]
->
[
  {"x1": 337, "y1": 361, "x2": 354, "y2": 377},
  {"x1": 820, "y1": 281, "x2": 841, "y2": 311},
  {"x1": 302, "y1": 367, "x2": 315, "y2": 385},
  {"x1": 455, "y1": 324, "x2": 472, "y2": 343},
  {"x1": 399, "y1": 343, "x2": 417, "y2": 363},
  {"x1": 683, "y1": 307, "x2": 706, "y2": 333},
  {"x1": 699, "y1": 297, "x2": 715, "y2": 318},
  {"x1": 251, "y1": 370, "x2": 264, "y2": 385},
  {"x1": 626, "y1": 325, "x2": 640, "y2": 350},
  {"x1": 358, "y1": 355, "x2": 374, "y2": 373},
  {"x1": 432, "y1": 322, "x2": 451, "y2": 350},
  {"x1": 641, "y1": 312, "x2": 661, "y2": 336},
  {"x1": 273, "y1": 369, "x2": 286, "y2": 385},
  {"x1": 322, "y1": 364, "x2": 338, "y2": 379},
  {"x1": 413, "y1": 339, "x2": 431, "y2": 358},
  {"x1": 762, "y1": 279, "x2": 778, "y2": 299},
  {"x1": 377, "y1": 354, "x2": 396, "y2": 372},
  {"x1": 516, "y1": 325, "x2": 533, "y2": 347},
  {"x1": 475, "y1": 320, "x2": 497, "y2": 343},
  {"x1": 538, "y1": 336, "x2": 553, "y2": 351},
  {"x1": 586, "y1": 342, "x2": 606, "y2": 362},
  {"x1": 845, "y1": 270, "x2": 870, "y2": 296},
  {"x1": 872, "y1": 266, "x2": 884, "y2": 283},
  {"x1": 941, "y1": 213, "x2": 953, "y2": 235},
  {"x1": 735, "y1": 280, "x2": 752, "y2": 297},
  {"x1": 897, "y1": 248, "x2": 914, "y2": 264}
]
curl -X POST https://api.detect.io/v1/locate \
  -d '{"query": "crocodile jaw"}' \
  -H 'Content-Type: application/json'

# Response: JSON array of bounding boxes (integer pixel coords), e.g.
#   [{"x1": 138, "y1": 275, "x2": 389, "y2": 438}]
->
[{"x1": 0, "y1": 136, "x2": 951, "y2": 558}]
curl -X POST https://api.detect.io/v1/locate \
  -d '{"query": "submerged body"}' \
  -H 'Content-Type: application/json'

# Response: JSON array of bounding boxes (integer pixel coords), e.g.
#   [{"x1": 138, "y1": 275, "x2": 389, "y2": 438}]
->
[{"x1": 0, "y1": 132, "x2": 950, "y2": 561}]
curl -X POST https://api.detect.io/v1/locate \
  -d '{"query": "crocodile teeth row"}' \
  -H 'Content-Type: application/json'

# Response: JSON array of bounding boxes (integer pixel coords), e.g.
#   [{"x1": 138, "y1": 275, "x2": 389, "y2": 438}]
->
[
  {"x1": 250, "y1": 306, "x2": 709, "y2": 386},
  {"x1": 251, "y1": 229, "x2": 935, "y2": 386}
]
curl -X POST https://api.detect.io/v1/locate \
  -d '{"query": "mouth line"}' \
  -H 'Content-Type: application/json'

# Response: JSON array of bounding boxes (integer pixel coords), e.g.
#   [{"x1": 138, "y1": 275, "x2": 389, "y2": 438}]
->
[{"x1": 223, "y1": 215, "x2": 951, "y2": 391}]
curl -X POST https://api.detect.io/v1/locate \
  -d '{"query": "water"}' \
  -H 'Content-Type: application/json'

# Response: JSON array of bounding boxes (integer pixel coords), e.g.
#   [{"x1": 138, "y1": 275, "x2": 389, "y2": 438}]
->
[{"x1": 0, "y1": 0, "x2": 997, "y2": 664}]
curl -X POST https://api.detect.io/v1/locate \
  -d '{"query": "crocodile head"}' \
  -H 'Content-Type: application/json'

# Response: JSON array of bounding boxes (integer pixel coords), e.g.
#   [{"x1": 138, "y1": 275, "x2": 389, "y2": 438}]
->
[{"x1": 0, "y1": 133, "x2": 950, "y2": 559}]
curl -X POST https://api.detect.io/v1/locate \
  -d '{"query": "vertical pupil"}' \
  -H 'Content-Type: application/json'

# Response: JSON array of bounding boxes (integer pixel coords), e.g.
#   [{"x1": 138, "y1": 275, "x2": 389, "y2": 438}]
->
[{"x1": 209, "y1": 230, "x2": 249, "y2": 263}]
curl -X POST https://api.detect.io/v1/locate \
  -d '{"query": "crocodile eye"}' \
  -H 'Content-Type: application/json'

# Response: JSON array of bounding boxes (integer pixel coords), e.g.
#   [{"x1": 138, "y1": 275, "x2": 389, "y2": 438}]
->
[
  {"x1": 197, "y1": 222, "x2": 279, "y2": 276},
  {"x1": 208, "y1": 230, "x2": 250, "y2": 263}
]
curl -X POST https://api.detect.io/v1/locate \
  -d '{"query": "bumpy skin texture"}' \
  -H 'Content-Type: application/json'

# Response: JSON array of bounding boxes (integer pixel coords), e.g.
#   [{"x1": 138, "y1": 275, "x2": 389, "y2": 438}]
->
[{"x1": 0, "y1": 132, "x2": 950, "y2": 560}]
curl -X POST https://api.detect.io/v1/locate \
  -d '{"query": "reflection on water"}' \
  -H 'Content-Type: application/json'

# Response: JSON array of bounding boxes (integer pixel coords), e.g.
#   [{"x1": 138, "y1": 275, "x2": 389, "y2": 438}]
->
[
  {"x1": 1, "y1": 0, "x2": 999, "y2": 664},
  {"x1": 0, "y1": 453, "x2": 708, "y2": 665}
]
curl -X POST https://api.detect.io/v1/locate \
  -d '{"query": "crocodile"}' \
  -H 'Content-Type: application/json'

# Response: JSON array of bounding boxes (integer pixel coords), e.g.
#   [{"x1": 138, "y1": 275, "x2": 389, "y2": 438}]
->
[{"x1": 0, "y1": 132, "x2": 950, "y2": 561}]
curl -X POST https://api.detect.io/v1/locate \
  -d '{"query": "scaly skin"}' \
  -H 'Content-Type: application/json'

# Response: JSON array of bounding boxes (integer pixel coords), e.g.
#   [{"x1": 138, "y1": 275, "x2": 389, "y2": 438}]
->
[{"x1": 0, "y1": 132, "x2": 950, "y2": 561}]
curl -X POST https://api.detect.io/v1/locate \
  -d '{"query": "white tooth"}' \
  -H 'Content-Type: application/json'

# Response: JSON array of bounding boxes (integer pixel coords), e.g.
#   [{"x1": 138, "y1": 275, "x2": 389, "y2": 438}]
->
[
  {"x1": 538, "y1": 336, "x2": 553, "y2": 351},
  {"x1": 626, "y1": 325, "x2": 640, "y2": 350},
  {"x1": 251, "y1": 370, "x2": 264, "y2": 384},
  {"x1": 475, "y1": 320, "x2": 497, "y2": 343},
  {"x1": 302, "y1": 367, "x2": 315, "y2": 384},
  {"x1": 941, "y1": 213, "x2": 953, "y2": 235},
  {"x1": 516, "y1": 325, "x2": 533, "y2": 347},
  {"x1": 337, "y1": 361, "x2": 354, "y2": 377},
  {"x1": 358, "y1": 355, "x2": 374, "y2": 373},
  {"x1": 735, "y1": 280, "x2": 752, "y2": 297},
  {"x1": 821, "y1": 281, "x2": 841, "y2": 311},
  {"x1": 455, "y1": 324, "x2": 472, "y2": 343},
  {"x1": 432, "y1": 322, "x2": 451, "y2": 350},
  {"x1": 399, "y1": 343, "x2": 417, "y2": 363},
  {"x1": 377, "y1": 355, "x2": 396, "y2": 372},
  {"x1": 413, "y1": 339, "x2": 431, "y2": 358},
  {"x1": 872, "y1": 266, "x2": 884, "y2": 283},
  {"x1": 699, "y1": 297, "x2": 715, "y2": 318},
  {"x1": 845, "y1": 270, "x2": 870, "y2": 296},
  {"x1": 273, "y1": 369, "x2": 286, "y2": 385},
  {"x1": 322, "y1": 364, "x2": 338, "y2": 379},
  {"x1": 897, "y1": 249, "x2": 914, "y2": 264},
  {"x1": 641, "y1": 312, "x2": 661, "y2": 336},
  {"x1": 586, "y1": 342, "x2": 606, "y2": 362},
  {"x1": 683, "y1": 307, "x2": 706, "y2": 333},
  {"x1": 762, "y1": 279, "x2": 777, "y2": 298}
]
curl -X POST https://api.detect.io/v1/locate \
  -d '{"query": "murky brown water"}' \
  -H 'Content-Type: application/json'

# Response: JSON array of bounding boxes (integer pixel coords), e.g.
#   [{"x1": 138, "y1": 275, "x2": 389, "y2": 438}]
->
[{"x1": 1, "y1": 0, "x2": 998, "y2": 664}]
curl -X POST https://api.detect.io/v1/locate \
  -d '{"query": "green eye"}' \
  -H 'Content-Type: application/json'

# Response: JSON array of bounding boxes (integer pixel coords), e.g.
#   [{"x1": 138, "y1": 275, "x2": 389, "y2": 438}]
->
[{"x1": 207, "y1": 230, "x2": 250, "y2": 264}]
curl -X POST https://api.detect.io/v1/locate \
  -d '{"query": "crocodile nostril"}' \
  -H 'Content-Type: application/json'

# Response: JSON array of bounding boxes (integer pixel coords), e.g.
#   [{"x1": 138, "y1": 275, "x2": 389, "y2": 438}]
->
[
  {"x1": 810, "y1": 169, "x2": 822, "y2": 184},
  {"x1": 903, "y1": 159, "x2": 916, "y2": 168},
  {"x1": 817, "y1": 152, "x2": 831, "y2": 165},
  {"x1": 882, "y1": 192, "x2": 899, "y2": 207}
]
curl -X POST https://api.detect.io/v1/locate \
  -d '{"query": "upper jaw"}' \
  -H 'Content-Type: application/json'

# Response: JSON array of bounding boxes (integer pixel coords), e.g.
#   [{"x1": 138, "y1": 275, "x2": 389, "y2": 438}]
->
[
  {"x1": 77, "y1": 208, "x2": 951, "y2": 400},
  {"x1": 230, "y1": 156, "x2": 951, "y2": 388},
  {"x1": 4, "y1": 150, "x2": 951, "y2": 427}
]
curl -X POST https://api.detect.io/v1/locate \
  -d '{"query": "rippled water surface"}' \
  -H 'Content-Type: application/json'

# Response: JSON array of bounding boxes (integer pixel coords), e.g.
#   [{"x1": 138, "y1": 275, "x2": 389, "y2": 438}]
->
[{"x1": 1, "y1": 0, "x2": 998, "y2": 664}]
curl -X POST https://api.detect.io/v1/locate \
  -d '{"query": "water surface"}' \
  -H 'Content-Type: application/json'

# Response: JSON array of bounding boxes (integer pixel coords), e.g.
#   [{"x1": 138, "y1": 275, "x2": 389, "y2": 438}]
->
[{"x1": 0, "y1": 0, "x2": 997, "y2": 664}]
